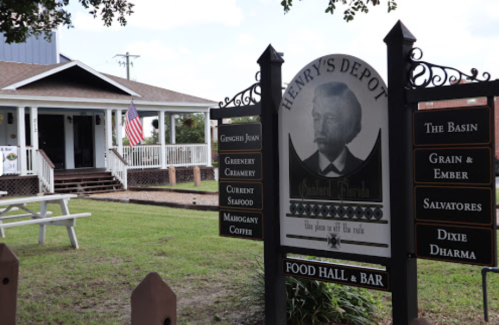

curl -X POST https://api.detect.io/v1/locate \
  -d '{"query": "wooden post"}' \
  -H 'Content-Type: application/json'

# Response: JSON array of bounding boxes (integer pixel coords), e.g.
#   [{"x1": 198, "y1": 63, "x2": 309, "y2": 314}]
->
[
  {"x1": 193, "y1": 166, "x2": 201, "y2": 187},
  {"x1": 384, "y1": 21, "x2": 419, "y2": 324},
  {"x1": 0, "y1": 244, "x2": 19, "y2": 325},
  {"x1": 169, "y1": 166, "x2": 176, "y2": 186},
  {"x1": 258, "y1": 45, "x2": 287, "y2": 325},
  {"x1": 131, "y1": 272, "x2": 177, "y2": 325}
]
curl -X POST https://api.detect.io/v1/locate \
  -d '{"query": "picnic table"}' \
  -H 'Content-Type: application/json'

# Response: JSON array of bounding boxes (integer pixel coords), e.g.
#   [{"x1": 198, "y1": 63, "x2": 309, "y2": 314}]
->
[{"x1": 0, "y1": 194, "x2": 90, "y2": 249}]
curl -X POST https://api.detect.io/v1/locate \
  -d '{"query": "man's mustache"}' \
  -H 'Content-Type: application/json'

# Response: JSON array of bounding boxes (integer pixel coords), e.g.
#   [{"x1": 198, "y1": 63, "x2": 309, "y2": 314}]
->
[{"x1": 314, "y1": 135, "x2": 327, "y2": 143}]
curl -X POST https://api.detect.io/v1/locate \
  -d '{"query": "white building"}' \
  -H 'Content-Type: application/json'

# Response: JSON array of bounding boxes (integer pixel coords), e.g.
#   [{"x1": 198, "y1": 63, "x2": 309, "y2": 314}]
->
[{"x1": 0, "y1": 32, "x2": 216, "y2": 196}]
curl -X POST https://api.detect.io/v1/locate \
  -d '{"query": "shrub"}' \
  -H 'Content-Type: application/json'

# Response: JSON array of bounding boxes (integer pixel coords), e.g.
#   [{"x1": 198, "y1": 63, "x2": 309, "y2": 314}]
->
[{"x1": 244, "y1": 260, "x2": 380, "y2": 325}]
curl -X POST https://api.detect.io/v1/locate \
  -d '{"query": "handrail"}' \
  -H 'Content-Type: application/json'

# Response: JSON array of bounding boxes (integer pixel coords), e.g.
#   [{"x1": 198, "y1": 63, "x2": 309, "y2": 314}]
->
[
  {"x1": 108, "y1": 149, "x2": 128, "y2": 190},
  {"x1": 38, "y1": 149, "x2": 55, "y2": 169},
  {"x1": 36, "y1": 149, "x2": 55, "y2": 193},
  {"x1": 111, "y1": 148, "x2": 128, "y2": 166}
]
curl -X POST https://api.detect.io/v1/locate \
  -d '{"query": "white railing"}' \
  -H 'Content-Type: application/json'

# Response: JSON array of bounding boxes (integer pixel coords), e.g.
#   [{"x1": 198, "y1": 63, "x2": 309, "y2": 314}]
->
[
  {"x1": 2, "y1": 147, "x2": 35, "y2": 175},
  {"x1": 35, "y1": 150, "x2": 54, "y2": 193},
  {"x1": 166, "y1": 144, "x2": 208, "y2": 167},
  {"x1": 108, "y1": 149, "x2": 128, "y2": 190},
  {"x1": 121, "y1": 145, "x2": 161, "y2": 169},
  {"x1": 112, "y1": 144, "x2": 208, "y2": 169}
]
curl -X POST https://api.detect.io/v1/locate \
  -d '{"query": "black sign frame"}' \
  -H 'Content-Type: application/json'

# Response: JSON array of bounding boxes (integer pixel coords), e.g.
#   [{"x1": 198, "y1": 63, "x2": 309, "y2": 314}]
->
[
  {"x1": 414, "y1": 186, "x2": 493, "y2": 226},
  {"x1": 413, "y1": 106, "x2": 491, "y2": 147},
  {"x1": 218, "y1": 123, "x2": 262, "y2": 152},
  {"x1": 219, "y1": 152, "x2": 263, "y2": 181},
  {"x1": 282, "y1": 258, "x2": 390, "y2": 291},
  {"x1": 219, "y1": 209, "x2": 264, "y2": 240},
  {"x1": 415, "y1": 223, "x2": 496, "y2": 266}
]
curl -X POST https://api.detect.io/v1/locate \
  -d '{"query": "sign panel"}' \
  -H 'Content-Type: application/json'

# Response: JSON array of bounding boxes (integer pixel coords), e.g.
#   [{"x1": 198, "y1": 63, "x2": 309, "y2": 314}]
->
[
  {"x1": 219, "y1": 181, "x2": 263, "y2": 210},
  {"x1": 414, "y1": 147, "x2": 491, "y2": 185},
  {"x1": 282, "y1": 258, "x2": 390, "y2": 291},
  {"x1": 0, "y1": 146, "x2": 18, "y2": 174},
  {"x1": 219, "y1": 209, "x2": 263, "y2": 240},
  {"x1": 219, "y1": 152, "x2": 262, "y2": 181},
  {"x1": 218, "y1": 123, "x2": 262, "y2": 152},
  {"x1": 415, "y1": 186, "x2": 492, "y2": 225},
  {"x1": 415, "y1": 223, "x2": 495, "y2": 266},
  {"x1": 413, "y1": 106, "x2": 491, "y2": 146},
  {"x1": 279, "y1": 54, "x2": 391, "y2": 258}
]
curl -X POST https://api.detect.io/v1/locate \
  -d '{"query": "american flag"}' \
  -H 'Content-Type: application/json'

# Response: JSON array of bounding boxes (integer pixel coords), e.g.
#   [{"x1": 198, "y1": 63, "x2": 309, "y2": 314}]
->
[{"x1": 124, "y1": 101, "x2": 144, "y2": 147}]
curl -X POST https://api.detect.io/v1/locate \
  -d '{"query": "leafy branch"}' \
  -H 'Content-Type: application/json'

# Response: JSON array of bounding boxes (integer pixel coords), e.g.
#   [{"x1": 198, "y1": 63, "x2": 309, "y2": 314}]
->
[{"x1": 281, "y1": 0, "x2": 397, "y2": 21}]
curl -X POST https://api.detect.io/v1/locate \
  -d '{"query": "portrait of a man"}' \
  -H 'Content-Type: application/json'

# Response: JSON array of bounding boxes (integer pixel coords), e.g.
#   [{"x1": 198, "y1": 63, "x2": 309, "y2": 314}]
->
[{"x1": 303, "y1": 81, "x2": 363, "y2": 177}]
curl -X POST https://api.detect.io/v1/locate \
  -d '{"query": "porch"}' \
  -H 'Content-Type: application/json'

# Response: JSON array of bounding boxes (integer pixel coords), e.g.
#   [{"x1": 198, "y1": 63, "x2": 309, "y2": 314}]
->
[{"x1": 1, "y1": 143, "x2": 211, "y2": 194}]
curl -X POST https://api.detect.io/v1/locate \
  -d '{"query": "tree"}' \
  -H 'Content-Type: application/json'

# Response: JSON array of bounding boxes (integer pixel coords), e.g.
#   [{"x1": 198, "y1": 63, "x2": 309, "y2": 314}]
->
[
  {"x1": 0, "y1": 0, "x2": 134, "y2": 44},
  {"x1": 150, "y1": 113, "x2": 206, "y2": 144},
  {"x1": 281, "y1": 0, "x2": 397, "y2": 22}
]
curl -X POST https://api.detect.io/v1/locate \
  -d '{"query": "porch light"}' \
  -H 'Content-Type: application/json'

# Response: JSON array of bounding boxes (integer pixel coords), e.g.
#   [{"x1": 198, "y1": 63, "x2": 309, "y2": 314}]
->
[
  {"x1": 96, "y1": 115, "x2": 101, "y2": 125},
  {"x1": 7, "y1": 113, "x2": 13, "y2": 124},
  {"x1": 67, "y1": 116, "x2": 72, "y2": 124}
]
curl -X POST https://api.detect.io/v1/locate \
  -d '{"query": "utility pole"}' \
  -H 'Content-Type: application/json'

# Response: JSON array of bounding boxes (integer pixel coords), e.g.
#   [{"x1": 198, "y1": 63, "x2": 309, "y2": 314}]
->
[{"x1": 114, "y1": 52, "x2": 140, "y2": 80}]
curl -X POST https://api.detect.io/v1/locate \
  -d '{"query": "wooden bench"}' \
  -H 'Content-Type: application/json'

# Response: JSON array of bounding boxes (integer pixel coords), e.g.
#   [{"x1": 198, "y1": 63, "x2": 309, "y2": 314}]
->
[{"x1": 0, "y1": 194, "x2": 90, "y2": 249}]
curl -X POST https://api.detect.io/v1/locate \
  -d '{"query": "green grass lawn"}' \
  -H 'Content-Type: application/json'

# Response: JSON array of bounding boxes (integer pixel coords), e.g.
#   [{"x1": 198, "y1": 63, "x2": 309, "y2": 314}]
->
[
  {"x1": 150, "y1": 180, "x2": 219, "y2": 192},
  {"x1": 1, "y1": 198, "x2": 498, "y2": 324},
  {"x1": 0, "y1": 199, "x2": 261, "y2": 325}
]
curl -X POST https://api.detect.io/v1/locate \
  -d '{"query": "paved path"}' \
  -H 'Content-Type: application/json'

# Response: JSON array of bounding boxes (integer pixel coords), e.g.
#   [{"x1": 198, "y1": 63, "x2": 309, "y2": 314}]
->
[{"x1": 89, "y1": 190, "x2": 218, "y2": 206}]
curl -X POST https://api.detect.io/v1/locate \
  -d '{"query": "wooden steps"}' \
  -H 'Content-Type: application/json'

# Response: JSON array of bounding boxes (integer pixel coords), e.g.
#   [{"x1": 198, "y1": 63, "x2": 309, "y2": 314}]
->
[{"x1": 54, "y1": 171, "x2": 124, "y2": 194}]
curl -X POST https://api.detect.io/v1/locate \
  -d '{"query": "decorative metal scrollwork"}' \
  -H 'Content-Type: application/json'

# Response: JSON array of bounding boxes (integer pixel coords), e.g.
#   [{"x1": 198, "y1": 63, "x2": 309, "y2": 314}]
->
[
  {"x1": 219, "y1": 72, "x2": 261, "y2": 108},
  {"x1": 408, "y1": 48, "x2": 491, "y2": 88}
]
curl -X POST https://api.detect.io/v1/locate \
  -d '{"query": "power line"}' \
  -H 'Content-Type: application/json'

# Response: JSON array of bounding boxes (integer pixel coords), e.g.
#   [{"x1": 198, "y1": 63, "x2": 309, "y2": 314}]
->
[{"x1": 113, "y1": 52, "x2": 140, "y2": 80}]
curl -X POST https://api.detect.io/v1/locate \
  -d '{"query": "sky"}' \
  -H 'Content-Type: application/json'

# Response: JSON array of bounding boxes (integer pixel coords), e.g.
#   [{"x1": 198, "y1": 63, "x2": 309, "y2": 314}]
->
[{"x1": 58, "y1": 0, "x2": 499, "y2": 135}]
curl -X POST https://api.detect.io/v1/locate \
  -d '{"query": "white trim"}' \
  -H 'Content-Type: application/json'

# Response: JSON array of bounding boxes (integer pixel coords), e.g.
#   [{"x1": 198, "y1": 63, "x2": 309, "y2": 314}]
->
[
  {"x1": 0, "y1": 94, "x2": 214, "y2": 111},
  {"x1": 2, "y1": 61, "x2": 142, "y2": 98},
  {"x1": 17, "y1": 107, "x2": 27, "y2": 175},
  {"x1": 159, "y1": 111, "x2": 166, "y2": 169}
]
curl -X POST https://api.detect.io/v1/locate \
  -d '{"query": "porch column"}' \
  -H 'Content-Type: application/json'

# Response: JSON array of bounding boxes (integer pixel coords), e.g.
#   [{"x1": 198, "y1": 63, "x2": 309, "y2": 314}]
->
[
  {"x1": 17, "y1": 107, "x2": 27, "y2": 175},
  {"x1": 159, "y1": 111, "x2": 166, "y2": 169},
  {"x1": 204, "y1": 111, "x2": 212, "y2": 166},
  {"x1": 29, "y1": 107, "x2": 39, "y2": 150},
  {"x1": 140, "y1": 117, "x2": 145, "y2": 144},
  {"x1": 170, "y1": 113, "x2": 176, "y2": 144},
  {"x1": 106, "y1": 109, "x2": 113, "y2": 151},
  {"x1": 115, "y1": 109, "x2": 123, "y2": 155}
]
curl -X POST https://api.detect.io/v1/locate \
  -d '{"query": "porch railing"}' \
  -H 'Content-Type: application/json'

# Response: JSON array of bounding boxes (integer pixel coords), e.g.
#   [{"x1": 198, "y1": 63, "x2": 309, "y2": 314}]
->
[
  {"x1": 108, "y1": 149, "x2": 128, "y2": 190},
  {"x1": 2, "y1": 147, "x2": 35, "y2": 176},
  {"x1": 121, "y1": 145, "x2": 161, "y2": 169},
  {"x1": 166, "y1": 144, "x2": 208, "y2": 167},
  {"x1": 35, "y1": 149, "x2": 54, "y2": 193},
  {"x1": 113, "y1": 144, "x2": 208, "y2": 169}
]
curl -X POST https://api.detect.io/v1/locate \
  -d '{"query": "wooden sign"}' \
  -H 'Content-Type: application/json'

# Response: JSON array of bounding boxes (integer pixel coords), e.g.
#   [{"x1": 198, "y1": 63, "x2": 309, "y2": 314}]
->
[
  {"x1": 413, "y1": 105, "x2": 496, "y2": 268},
  {"x1": 219, "y1": 181, "x2": 263, "y2": 210},
  {"x1": 414, "y1": 147, "x2": 492, "y2": 185},
  {"x1": 415, "y1": 223, "x2": 495, "y2": 266},
  {"x1": 218, "y1": 123, "x2": 262, "y2": 152},
  {"x1": 414, "y1": 186, "x2": 493, "y2": 226},
  {"x1": 278, "y1": 54, "x2": 392, "y2": 259},
  {"x1": 219, "y1": 209, "x2": 263, "y2": 240},
  {"x1": 219, "y1": 153, "x2": 262, "y2": 181},
  {"x1": 413, "y1": 106, "x2": 491, "y2": 146},
  {"x1": 282, "y1": 258, "x2": 390, "y2": 291}
]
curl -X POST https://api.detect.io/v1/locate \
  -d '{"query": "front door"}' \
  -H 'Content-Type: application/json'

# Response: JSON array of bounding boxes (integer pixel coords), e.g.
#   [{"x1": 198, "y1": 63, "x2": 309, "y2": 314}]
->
[
  {"x1": 38, "y1": 115, "x2": 65, "y2": 169},
  {"x1": 73, "y1": 116, "x2": 94, "y2": 168}
]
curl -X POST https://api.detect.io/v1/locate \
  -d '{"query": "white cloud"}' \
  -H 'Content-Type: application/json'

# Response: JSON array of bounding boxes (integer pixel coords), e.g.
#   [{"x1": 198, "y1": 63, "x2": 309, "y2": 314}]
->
[{"x1": 129, "y1": 0, "x2": 244, "y2": 30}]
